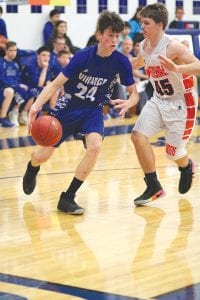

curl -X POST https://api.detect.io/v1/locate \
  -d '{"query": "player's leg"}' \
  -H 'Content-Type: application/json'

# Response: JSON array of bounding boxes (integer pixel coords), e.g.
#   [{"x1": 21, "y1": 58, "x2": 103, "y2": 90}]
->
[
  {"x1": 165, "y1": 93, "x2": 197, "y2": 194},
  {"x1": 131, "y1": 98, "x2": 165, "y2": 205},
  {"x1": 0, "y1": 88, "x2": 15, "y2": 127},
  {"x1": 57, "y1": 132, "x2": 103, "y2": 215},
  {"x1": 23, "y1": 146, "x2": 56, "y2": 195}
]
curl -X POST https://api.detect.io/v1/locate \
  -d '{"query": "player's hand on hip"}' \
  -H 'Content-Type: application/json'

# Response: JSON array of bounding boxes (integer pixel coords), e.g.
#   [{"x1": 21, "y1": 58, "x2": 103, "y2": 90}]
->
[{"x1": 110, "y1": 99, "x2": 129, "y2": 118}]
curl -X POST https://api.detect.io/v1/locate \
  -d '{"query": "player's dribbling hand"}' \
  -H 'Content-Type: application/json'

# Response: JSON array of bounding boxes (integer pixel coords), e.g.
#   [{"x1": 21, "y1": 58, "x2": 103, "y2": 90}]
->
[
  {"x1": 28, "y1": 104, "x2": 39, "y2": 134},
  {"x1": 110, "y1": 99, "x2": 129, "y2": 118}
]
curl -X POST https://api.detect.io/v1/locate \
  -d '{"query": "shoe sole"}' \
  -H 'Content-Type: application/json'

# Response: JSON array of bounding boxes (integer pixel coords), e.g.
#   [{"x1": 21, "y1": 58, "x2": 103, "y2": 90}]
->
[
  {"x1": 57, "y1": 207, "x2": 85, "y2": 215},
  {"x1": 134, "y1": 190, "x2": 166, "y2": 206}
]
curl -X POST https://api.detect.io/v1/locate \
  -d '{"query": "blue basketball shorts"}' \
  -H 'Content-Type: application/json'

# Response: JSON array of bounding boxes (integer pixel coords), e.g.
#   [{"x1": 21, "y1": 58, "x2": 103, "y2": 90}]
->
[{"x1": 49, "y1": 98, "x2": 104, "y2": 147}]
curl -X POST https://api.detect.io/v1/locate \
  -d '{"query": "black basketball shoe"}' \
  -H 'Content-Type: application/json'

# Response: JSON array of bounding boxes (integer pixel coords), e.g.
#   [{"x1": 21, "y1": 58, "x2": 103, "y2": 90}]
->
[
  {"x1": 57, "y1": 192, "x2": 85, "y2": 215},
  {"x1": 134, "y1": 178, "x2": 165, "y2": 206},
  {"x1": 178, "y1": 159, "x2": 195, "y2": 194},
  {"x1": 23, "y1": 162, "x2": 40, "y2": 195}
]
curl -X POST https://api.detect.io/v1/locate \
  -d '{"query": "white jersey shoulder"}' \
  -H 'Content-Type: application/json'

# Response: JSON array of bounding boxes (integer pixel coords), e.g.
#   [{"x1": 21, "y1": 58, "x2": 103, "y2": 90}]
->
[{"x1": 139, "y1": 34, "x2": 194, "y2": 99}]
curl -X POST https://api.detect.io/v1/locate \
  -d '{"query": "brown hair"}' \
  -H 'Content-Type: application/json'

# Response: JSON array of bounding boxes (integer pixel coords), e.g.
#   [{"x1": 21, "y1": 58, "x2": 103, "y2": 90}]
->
[
  {"x1": 5, "y1": 41, "x2": 17, "y2": 50},
  {"x1": 96, "y1": 10, "x2": 124, "y2": 34},
  {"x1": 140, "y1": 3, "x2": 168, "y2": 30}
]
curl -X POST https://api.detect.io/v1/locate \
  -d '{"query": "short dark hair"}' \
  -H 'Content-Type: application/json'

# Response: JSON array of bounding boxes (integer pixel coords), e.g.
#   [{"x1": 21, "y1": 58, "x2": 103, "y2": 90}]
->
[
  {"x1": 140, "y1": 3, "x2": 168, "y2": 30},
  {"x1": 124, "y1": 21, "x2": 130, "y2": 28},
  {"x1": 175, "y1": 6, "x2": 184, "y2": 13},
  {"x1": 49, "y1": 9, "x2": 60, "y2": 18},
  {"x1": 133, "y1": 33, "x2": 144, "y2": 45},
  {"x1": 96, "y1": 10, "x2": 124, "y2": 34},
  {"x1": 57, "y1": 49, "x2": 70, "y2": 57},
  {"x1": 6, "y1": 41, "x2": 17, "y2": 50},
  {"x1": 37, "y1": 46, "x2": 50, "y2": 54}
]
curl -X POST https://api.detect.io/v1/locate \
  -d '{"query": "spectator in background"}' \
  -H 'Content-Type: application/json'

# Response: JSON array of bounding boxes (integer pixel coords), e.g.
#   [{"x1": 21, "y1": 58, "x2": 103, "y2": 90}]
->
[
  {"x1": 86, "y1": 30, "x2": 99, "y2": 47},
  {"x1": 46, "y1": 20, "x2": 80, "y2": 55},
  {"x1": 131, "y1": 33, "x2": 153, "y2": 114},
  {"x1": 51, "y1": 49, "x2": 71, "y2": 79},
  {"x1": 128, "y1": 7, "x2": 143, "y2": 40},
  {"x1": 51, "y1": 49, "x2": 71, "y2": 99},
  {"x1": 168, "y1": 7, "x2": 184, "y2": 29},
  {"x1": 49, "y1": 36, "x2": 68, "y2": 72},
  {"x1": 20, "y1": 46, "x2": 53, "y2": 124},
  {"x1": 49, "y1": 47, "x2": 71, "y2": 104},
  {"x1": 0, "y1": 41, "x2": 29, "y2": 127},
  {"x1": 117, "y1": 21, "x2": 131, "y2": 51},
  {"x1": 0, "y1": 6, "x2": 8, "y2": 50},
  {"x1": 120, "y1": 35, "x2": 150, "y2": 116},
  {"x1": 43, "y1": 9, "x2": 60, "y2": 45},
  {"x1": 0, "y1": 6, "x2": 7, "y2": 39}
]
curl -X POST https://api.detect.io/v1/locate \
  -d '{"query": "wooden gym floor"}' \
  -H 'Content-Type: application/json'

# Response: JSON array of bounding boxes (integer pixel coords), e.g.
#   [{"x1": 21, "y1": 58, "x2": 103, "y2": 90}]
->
[{"x1": 0, "y1": 113, "x2": 200, "y2": 300}]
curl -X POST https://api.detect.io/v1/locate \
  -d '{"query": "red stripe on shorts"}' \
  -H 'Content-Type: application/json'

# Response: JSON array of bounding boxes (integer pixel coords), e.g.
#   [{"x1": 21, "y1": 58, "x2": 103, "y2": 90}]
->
[{"x1": 183, "y1": 92, "x2": 196, "y2": 140}]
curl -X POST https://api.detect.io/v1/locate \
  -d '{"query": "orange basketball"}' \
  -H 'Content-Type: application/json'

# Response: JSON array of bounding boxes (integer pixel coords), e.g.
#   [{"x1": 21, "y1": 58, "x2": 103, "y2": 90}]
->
[{"x1": 31, "y1": 115, "x2": 62, "y2": 146}]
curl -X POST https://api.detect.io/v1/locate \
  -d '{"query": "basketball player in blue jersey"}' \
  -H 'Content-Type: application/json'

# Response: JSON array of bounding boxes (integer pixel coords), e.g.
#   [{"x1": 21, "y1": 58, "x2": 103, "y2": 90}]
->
[
  {"x1": 22, "y1": 10, "x2": 139, "y2": 215},
  {"x1": 113, "y1": 3, "x2": 199, "y2": 206}
]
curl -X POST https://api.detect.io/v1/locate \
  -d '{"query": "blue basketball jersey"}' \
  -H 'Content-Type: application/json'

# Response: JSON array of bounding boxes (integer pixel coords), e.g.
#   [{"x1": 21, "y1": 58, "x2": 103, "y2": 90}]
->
[{"x1": 61, "y1": 45, "x2": 135, "y2": 106}]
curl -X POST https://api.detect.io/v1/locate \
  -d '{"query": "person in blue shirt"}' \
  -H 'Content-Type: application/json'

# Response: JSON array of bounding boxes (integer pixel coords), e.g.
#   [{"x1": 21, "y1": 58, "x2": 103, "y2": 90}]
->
[
  {"x1": 43, "y1": 9, "x2": 60, "y2": 45},
  {"x1": 49, "y1": 36, "x2": 70, "y2": 80},
  {"x1": 0, "y1": 41, "x2": 29, "y2": 127},
  {"x1": 0, "y1": 6, "x2": 7, "y2": 39},
  {"x1": 128, "y1": 7, "x2": 143, "y2": 40},
  {"x1": 22, "y1": 10, "x2": 139, "y2": 215},
  {"x1": 19, "y1": 46, "x2": 52, "y2": 124}
]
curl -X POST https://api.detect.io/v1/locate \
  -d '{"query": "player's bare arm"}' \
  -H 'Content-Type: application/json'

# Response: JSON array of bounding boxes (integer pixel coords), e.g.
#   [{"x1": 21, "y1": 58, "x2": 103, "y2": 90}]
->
[{"x1": 159, "y1": 39, "x2": 200, "y2": 75}]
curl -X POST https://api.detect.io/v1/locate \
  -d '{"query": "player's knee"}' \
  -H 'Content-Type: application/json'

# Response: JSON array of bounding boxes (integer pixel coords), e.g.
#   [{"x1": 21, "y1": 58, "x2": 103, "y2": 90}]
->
[
  {"x1": 165, "y1": 143, "x2": 186, "y2": 161},
  {"x1": 87, "y1": 142, "x2": 101, "y2": 156},
  {"x1": 3, "y1": 87, "x2": 14, "y2": 98},
  {"x1": 131, "y1": 131, "x2": 145, "y2": 145}
]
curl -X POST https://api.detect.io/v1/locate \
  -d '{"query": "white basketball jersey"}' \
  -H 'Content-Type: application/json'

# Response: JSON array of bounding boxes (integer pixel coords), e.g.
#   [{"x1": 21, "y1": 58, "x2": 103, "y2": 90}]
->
[{"x1": 140, "y1": 34, "x2": 195, "y2": 99}]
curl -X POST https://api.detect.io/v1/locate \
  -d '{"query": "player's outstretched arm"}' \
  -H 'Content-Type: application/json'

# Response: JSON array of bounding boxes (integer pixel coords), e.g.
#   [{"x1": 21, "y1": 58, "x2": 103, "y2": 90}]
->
[
  {"x1": 159, "y1": 40, "x2": 200, "y2": 75},
  {"x1": 159, "y1": 54, "x2": 200, "y2": 75}
]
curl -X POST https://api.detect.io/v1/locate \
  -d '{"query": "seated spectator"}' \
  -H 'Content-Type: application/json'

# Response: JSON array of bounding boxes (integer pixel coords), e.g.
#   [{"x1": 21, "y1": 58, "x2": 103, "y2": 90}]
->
[
  {"x1": 0, "y1": 41, "x2": 29, "y2": 127},
  {"x1": 43, "y1": 9, "x2": 60, "y2": 45},
  {"x1": 168, "y1": 7, "x2": 184, "y2": 29},
  {"x1": 50, "y1": 49, "x2": 71, "y2": 102},
  {"x1": 46, "y1": 20, "x2": 80, "y2": 55},
  {"x1": 128, "y1": 7, "x2": 143, "y2": 40},
  {"x1": 117, "y1": 21, "x2": 131, "y2": 51},
  {"x1": 0, "y1": 6, "x2": 8, "y2": 51},
  {"x1": 20, "y1": 46, "x2": 53, "y2": 124},
  {"x1": 52, "y1": 49, "x2": 71, "y2": 78},
  {"x1": 49, "y1": 36, "x2": 70, "y2": 73}
]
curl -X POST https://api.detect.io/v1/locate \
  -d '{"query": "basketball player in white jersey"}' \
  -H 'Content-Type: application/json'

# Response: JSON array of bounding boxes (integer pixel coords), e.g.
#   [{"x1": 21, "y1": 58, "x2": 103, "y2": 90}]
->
[{"x1": 112, "y1": 3, "x2": 199, "y2": 205}]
